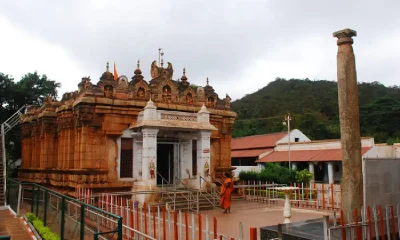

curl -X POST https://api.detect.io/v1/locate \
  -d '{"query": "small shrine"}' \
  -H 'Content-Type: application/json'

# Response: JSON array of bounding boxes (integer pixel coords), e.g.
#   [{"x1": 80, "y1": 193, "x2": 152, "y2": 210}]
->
[{"x1": 18, "y1": 56, "x2": 236, "y2": 198}]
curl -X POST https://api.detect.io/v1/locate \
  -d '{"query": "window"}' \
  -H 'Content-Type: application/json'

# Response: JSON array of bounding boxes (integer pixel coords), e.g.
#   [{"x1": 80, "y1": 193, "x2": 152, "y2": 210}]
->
[
  {"x1": 295, "y1": 137, "x2": 300, "y2": 142},
  {"x1": 231, "y1": 158, "x2": 240, "y2": 166},
  {"x1": 120, "y1": 138, "x2": 133, "y2": 178},
  {"x1": 231, "y1": 157, "x2": 257, "y2": 166},
  {"x1": 241, "y1": 158, "x2": 257, "y2": 166}
]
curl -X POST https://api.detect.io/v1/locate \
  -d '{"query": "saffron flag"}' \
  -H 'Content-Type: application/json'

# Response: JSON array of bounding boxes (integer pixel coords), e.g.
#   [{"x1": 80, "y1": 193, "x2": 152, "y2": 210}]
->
[{"x1": 114, "y1": 62, "x2": 119, "y2": 80}]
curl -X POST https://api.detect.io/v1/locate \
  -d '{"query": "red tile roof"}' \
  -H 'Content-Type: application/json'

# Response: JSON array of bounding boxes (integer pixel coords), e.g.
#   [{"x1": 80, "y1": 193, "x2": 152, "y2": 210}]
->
[
  {"x1": 231, "y1": 132, "x2": 287, "y2": 150},
  {"x1": 256, "y1": 147, "x2": 372, "y2": 163},
  {"x1": 231, "y1": 148, "x2": 272, "y2": 158}
]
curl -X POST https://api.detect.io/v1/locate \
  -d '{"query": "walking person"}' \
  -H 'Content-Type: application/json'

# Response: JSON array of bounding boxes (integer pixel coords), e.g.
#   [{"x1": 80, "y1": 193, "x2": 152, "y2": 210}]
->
[{"x1": 220, "y1": 172, "x2": 233, "y2": 213}]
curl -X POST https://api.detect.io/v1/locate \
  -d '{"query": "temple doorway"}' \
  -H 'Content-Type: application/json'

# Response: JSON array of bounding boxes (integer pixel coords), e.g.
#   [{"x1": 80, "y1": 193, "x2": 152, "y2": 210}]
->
[{"x1": 157, "y1": 143, "x2": 174, "y2": 185}]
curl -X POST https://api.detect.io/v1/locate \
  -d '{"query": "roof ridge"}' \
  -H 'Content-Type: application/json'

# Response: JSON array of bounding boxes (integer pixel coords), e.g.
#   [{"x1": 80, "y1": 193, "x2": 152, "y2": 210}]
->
[{"x1": 233, "y1": 131, "x2": 287, "y2": 139}]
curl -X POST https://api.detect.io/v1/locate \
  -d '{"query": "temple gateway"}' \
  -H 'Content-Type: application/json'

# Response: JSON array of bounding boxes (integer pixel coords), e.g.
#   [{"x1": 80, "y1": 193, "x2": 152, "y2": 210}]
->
[{"x1": 19, "y1": 59, "x2": 236, "y2": 201}]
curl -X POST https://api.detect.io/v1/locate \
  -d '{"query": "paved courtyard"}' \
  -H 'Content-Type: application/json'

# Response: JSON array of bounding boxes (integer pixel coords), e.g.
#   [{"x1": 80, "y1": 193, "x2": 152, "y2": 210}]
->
[{"x1": 200, "y1": 200, "x2": 334, "y2": 239}]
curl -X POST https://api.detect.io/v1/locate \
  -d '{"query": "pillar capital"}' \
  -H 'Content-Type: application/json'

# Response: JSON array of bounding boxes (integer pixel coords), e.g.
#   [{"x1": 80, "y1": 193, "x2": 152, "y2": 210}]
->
[{"x1": 333, "y1": 28, "x2": 357, "y2": 46}]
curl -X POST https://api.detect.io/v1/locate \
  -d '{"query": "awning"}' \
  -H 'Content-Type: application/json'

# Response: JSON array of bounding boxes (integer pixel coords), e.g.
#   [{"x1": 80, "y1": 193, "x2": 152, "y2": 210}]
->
[
  {"x1": 256, "y1": 147, "x2": 372, "y2": 163},
  {"x1": 231, "y1": 149, "x2": 272, "y2": 158}
]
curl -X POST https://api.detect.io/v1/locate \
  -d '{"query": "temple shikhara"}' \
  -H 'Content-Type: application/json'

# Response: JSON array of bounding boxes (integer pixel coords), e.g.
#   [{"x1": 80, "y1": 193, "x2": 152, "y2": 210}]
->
[{"x1": 18, "y1": 57, "x2": 236, "y2": 201}]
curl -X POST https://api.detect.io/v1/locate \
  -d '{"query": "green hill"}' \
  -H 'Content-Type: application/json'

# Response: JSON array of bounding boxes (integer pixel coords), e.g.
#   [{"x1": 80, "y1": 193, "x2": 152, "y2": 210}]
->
[{"x1": 231, "y1": 78, "x2": 400, "y2": 143}]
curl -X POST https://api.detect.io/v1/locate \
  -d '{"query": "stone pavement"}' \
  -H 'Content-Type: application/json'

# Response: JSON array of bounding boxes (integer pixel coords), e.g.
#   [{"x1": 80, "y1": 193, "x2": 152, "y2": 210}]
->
[
  {"x1": 200, "y1": 200, "x2": 333, "y2": 239},
  {"x1": 0, "y1": 208, "x2": 32, "y2": 239}
]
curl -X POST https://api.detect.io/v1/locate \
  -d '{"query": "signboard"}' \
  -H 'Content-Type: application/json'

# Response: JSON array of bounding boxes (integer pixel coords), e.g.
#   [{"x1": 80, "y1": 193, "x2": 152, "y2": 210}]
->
[{"x1": 203, "y1": 148, "x2": 210, "y2": 153}]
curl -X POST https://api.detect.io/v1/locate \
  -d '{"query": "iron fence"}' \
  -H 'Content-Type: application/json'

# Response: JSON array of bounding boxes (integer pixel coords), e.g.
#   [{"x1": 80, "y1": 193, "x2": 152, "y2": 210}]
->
[{"x1": 6, "y1": 178, "x2": 124, "y2": 240}]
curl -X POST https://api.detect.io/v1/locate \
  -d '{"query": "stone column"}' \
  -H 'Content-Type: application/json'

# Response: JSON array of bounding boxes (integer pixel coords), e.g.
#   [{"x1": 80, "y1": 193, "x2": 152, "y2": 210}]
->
[
  {"x1": 180, "y1": 140, "x2": 192, "y2": 179},
  {"x1": 133, "y1": 139, "x2": 143, "y2": 180},
  {"x1": 327, "y1": 162, "x2": 334, "y2": 184},
  {"x1": 333, "y1": 28, "x2": 363, "y2": 217},
  {"x1": 196, "y1": 131, "x2": 212, "y2": 189},
  {"x1": 308, "y1": 162, "x2": 315, "y2": 182},
  {"x1": 141, "y1": 128, "x2": 159, "y2": 187}
]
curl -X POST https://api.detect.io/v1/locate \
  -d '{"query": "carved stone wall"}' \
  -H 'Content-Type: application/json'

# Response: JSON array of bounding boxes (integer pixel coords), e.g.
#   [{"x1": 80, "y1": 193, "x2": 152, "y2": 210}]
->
[{"x1": 19, "y1": 60, "x2": 236, "y2": 195}]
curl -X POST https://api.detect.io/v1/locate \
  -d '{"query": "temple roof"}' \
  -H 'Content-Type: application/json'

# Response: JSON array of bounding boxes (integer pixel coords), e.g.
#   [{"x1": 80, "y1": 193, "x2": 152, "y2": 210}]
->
[{"x1": 59, "y1": 58, "x2": 233, "y2": 111}]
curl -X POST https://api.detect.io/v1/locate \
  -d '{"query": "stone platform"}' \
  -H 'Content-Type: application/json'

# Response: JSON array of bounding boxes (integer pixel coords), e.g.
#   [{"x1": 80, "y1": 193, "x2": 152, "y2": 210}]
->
[{"x1": 260, "y1": 218, "x2": 325, "y2": 240}]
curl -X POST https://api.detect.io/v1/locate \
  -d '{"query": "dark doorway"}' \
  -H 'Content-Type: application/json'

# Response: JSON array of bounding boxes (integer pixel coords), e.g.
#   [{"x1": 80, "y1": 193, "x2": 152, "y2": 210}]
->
[
  {"x1": 314, "y1": 163, "x2": 326, "y2": 182},
  {"x1": 157, "y1": 143, "x2": 174, "y2": 185},
  {"x1": 120, "y1": 138, "x2": 133, "y2": 178},
  {"x1": 192, "y1": 140, "x2": 197, "y2": 176}
]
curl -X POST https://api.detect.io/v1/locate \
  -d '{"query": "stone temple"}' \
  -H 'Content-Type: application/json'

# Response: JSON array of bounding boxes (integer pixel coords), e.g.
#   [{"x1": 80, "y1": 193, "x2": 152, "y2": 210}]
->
[{"x1": 18, "y1": 59, "x2": 236, "y2": 200}]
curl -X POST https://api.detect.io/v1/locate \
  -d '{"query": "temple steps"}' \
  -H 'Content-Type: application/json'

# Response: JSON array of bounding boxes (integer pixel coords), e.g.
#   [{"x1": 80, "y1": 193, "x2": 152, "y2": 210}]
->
[{"x1": 162, "y1": 191, "x2": 218, "y2": 212}]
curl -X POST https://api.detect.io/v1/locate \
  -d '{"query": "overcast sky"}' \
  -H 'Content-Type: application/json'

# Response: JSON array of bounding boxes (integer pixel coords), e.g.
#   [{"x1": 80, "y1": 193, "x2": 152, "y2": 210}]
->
[{"x1": 1, "y1": 0, "x2": 399, "y2": 100}]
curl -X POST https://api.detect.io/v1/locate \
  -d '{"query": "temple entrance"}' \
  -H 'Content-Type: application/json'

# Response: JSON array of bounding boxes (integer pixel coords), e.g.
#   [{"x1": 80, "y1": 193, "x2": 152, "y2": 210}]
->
[{"x1": 157, "y1": 143, "x2": 175, "y2": 185}]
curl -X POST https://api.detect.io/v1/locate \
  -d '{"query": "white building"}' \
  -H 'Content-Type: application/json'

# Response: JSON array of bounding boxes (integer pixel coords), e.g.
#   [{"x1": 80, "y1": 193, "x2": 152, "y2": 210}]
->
[
  {"x1": 230, "y1": 129, "x2": 310, "y2": 176},
  {"x1": 232, "y1": 131, "x2": 400, "y2": 184}
]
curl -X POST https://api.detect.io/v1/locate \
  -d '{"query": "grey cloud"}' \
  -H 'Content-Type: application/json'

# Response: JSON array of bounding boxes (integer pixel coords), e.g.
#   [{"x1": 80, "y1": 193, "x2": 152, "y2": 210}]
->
[{"x1": 1, "y1": 0, "x2": 399, "y2": 99}]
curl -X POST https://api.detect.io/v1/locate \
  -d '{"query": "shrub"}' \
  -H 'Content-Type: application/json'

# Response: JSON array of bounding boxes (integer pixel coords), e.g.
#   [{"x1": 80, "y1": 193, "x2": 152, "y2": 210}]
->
[
  {"x1": 238, "y1": 163, "x2": 297, "y2": 184},
  {"x1": 238, "y1": 169, "x2": 260, "y2": 181},
  {"x1": 295, "y1": 169, "x2": 314, "y2": 183},
  {"x1": 26, "y1": 212, "x2": 36, "y2": 222},
  {"x1": 25, "y1": 212, "x2": 61, "y2": 240}
]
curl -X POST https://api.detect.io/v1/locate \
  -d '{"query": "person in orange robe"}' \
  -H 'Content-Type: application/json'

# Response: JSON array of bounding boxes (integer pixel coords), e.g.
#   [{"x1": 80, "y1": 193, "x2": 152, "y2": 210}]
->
[{"x1": 220, "y1": 172, "x2": 234, "y2": 213}]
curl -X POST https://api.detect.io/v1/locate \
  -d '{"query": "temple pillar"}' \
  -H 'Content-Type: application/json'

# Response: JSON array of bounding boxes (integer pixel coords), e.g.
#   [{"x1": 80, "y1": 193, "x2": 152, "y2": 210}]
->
[
  {"x1": 292, "y1": 162, "x2": 297, "y2": 170},
  {"x1": 133, "y1": 139, "x2": 143, "y2": 179},
  {"x1": 333, "y1": 28, "x2": 363, "y2": 218},
  {"x1": 196, "y1": 130, "x2": 212, "y2": 189},
  {"x1": 180, "y1": 140, "x2": 192, "y2": 179},
  {"x1": 67, "y1": 128, "x2": 75, "y2": 169},
  {"x1": 74, "y1": 128, "x2": 81, "y2": 169},
  {"x1": 79, "y1": 126, "x2": 93, "y2": 169},
  {"x1": 327, "y1": 162, "x2": 334, "y2": 184},
  {"x1": 141, "y1": 128, "x2": 159, "y2": 188}
]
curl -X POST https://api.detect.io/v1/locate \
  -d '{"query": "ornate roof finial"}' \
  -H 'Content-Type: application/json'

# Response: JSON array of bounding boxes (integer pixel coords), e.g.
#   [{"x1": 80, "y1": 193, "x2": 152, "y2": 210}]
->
[
  {"x1": 134, "y1": 59, "x2": 143, "y2": 76},
  {"x1": 206, "y1": 77, "x2": 209, "y2": 86},
  {"x1": 106, "y1": 62, "x2": 110, "y2": 72},
  {"x1": 158, "y1": 48, "x2": 164, "y2": 67},
  {"x1": 181, "y1": 67, "x2": 188, "y2": 81}
]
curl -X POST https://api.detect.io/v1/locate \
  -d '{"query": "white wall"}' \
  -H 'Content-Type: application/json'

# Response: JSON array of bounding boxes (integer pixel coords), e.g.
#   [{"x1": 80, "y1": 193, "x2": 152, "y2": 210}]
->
[
  {"x1": 275, "y1": 137, "x2": 375, "y2": 151},
  {"x1": 363, "y1": 158, "x2": 400, "y2": 207},
  {"x1": 232, "y1": 166, "x2": 262, "y2": 177},
  {"x1": 276, "y1": 129, "x2": 311, "y2": 144},
  {"x1": 363, "y1": 144, "x2": 395, "y2": 158}
]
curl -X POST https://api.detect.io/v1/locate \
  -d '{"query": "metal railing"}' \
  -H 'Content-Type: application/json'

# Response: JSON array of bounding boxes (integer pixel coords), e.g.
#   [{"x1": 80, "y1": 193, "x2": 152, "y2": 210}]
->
[
  {"x1": 7, "y1": 178, "x2": 124, "y2": 240},
  {"x1": 199, "y1": 176, "x2": 220, "y2": 208},
  {"x1": 325, "y1": 204, "x2": 400, "y2": 240},
  {"x1": 1, "y1": 105, "x2": 27, "y2": 206},
  {"x1": 157, "y1": 171, "x2": 171, "y2": 190}
]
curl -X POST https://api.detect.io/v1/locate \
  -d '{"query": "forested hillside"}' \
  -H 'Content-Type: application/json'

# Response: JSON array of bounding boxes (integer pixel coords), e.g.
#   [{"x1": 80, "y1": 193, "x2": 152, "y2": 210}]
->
[{"x1": 231, "y1": 78, "x2": 400, "y2": 143}]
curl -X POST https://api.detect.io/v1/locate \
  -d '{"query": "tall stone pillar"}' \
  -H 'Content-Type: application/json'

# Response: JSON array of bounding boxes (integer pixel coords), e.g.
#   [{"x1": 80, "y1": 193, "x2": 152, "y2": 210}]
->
[
  {"x1": 196, "y1": 131, "x2": 212, "y2": 189},
  {"x1": 333, "y1": 28, "x2": 363, "y2": 217}
]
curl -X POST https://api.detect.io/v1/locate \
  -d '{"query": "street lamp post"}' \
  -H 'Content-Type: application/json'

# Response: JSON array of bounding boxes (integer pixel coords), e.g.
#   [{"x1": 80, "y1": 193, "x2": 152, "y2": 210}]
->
[{"x1": 283, "y1": 113, "x2": 292, "y2": 170}]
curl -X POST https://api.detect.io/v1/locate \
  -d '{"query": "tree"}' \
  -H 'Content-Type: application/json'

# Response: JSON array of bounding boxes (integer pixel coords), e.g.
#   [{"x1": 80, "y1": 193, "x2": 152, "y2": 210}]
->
[
  {"x1": 0, "y1": 71, "x2": 61, "y2": 171},
  {"x1": 231, "y1": 78, "x2": 400, "y2": 143}
]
